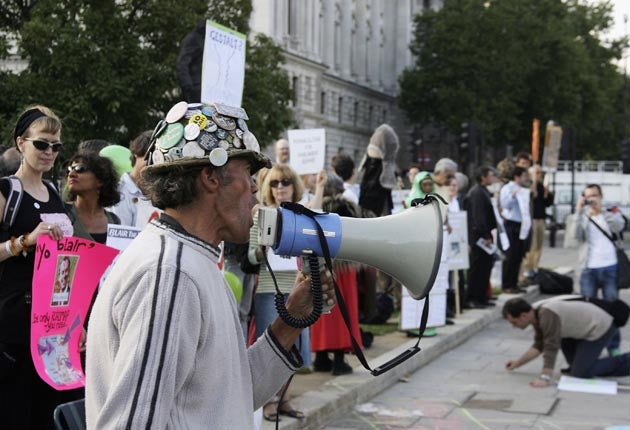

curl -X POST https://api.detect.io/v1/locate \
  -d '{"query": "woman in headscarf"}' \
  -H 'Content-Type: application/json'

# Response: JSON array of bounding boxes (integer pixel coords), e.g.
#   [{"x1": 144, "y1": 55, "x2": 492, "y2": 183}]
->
[{"x1": 405, "y1": 171, "x2": 434, "y2": 208}]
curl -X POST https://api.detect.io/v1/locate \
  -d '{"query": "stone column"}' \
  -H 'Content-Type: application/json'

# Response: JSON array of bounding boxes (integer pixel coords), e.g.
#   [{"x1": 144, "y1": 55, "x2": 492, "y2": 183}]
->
[
  {"x1": 323, "y1": 0, "x2": 335, "y2": 68},
  {"x1": 341, "y1": 0, "x2": 352, "y2": 78}
]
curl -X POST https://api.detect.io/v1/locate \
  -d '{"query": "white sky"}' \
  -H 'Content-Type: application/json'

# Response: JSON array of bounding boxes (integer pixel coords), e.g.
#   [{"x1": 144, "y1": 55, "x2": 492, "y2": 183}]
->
[{"x1": 597, "y1": 0, "x2": 629, "y2": 70}]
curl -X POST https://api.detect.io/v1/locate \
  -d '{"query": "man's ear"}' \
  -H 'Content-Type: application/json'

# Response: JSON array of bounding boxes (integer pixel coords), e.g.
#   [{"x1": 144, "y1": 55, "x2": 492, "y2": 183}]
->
[{"x1": 200, "y1": 166, "x2": 220, "y2": 193}]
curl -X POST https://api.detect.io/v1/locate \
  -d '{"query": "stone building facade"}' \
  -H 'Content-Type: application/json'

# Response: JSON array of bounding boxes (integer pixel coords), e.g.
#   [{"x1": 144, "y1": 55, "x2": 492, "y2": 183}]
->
[{"x1": 251, "y1": 0, "x2": 442, "y2": 168}]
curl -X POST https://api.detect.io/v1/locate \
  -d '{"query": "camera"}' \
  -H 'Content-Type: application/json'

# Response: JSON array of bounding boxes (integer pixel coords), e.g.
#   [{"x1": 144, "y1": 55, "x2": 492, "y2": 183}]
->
[{"x1": 583, "y1": 199, "x2": 592, "y2": 206}]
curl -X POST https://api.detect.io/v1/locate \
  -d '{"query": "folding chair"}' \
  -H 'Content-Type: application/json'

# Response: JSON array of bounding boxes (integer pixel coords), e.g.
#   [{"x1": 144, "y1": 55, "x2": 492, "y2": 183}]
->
[{"x1": 53, "y1": 398, "x2": 86, "y2": 430}]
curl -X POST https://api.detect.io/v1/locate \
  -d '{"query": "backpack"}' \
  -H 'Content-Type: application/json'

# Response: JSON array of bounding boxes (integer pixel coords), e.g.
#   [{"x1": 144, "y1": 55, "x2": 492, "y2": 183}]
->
[
  {"x1": 536, "y1": 268, "x2": 573, "y2": 295},
  {"x1": 0, "y1": 176, "x2": 64, "y2": 278},
  {"x1": 574, "y1": 296, "x2": 630, "y2": 328}
]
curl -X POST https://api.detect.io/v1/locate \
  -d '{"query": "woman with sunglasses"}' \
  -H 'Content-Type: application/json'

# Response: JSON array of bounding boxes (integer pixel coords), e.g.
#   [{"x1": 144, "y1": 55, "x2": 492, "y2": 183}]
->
[
  {"x1": 248, "y1": 164, "x2": 310, "y2": 422},
  {"x1": 65, "y1": 152, "x2": 121, "y2": 244},
  {"x1": 0, "y1": 105, "x2": 81, "y2": 429}
]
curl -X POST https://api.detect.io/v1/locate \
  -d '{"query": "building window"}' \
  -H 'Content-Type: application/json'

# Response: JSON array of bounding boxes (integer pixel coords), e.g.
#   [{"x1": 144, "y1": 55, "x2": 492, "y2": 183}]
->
[
  {"x1": 288, "y1": 0, "x2": 297, "y2": 36},
  {"x1": 353, "y1": 101, "x2": 359, "y2": 126},
  {"x1": 423, "y1": 0, "x2": 431, "y2": 10},
  {"x1": 320, "y1": 91, "x2": 326, "y2": 115},
  {"x1": 382, "y1": 108, "x2": 387, "y2": 123},
  {"x1": 292, "y1": 76, "x2": 299, "y2": 105},
  {"x1": 368, "y1": 105, "x2": 373, "y2": 128},
  {"x1": 338, "y1": 97, "x2": 343, "y2": 123}
]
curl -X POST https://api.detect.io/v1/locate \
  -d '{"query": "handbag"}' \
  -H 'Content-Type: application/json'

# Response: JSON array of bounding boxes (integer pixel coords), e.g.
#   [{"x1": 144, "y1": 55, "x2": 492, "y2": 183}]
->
[{"x1": 587, "y1": 217, "x2": 630, "y2": 289}]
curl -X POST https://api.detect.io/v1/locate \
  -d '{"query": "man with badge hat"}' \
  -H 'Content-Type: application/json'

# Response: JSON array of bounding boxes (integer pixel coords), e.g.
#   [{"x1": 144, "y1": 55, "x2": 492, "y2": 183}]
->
[{"x1": 85, "y1": 101, "x2": 334, "y2": 429}]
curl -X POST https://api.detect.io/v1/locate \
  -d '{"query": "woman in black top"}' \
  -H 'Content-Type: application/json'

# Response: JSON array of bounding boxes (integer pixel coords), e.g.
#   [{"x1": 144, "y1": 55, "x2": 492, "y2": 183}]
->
[
  {"x1": 0, "y1": 105, "x2": 82, "y2": 429},
  {"x1": 65, "y1": 152, "x2": 120, "y2": 243}
]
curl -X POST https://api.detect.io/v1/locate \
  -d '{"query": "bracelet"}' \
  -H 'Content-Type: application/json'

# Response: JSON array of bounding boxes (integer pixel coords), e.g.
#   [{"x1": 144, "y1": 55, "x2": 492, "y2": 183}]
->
[
  {"x1": 8, "y1": 237, "x2": 20, "y2": 257},
  {"x1": 539, "y1": 374, "x2": 551, "y2": 381},
  {"x1": 19, "y1": 232, "x2": 33, "y2": 256},
  {"x1": 4, "y1": 240, "x2": 12, "y2": 256},
  {"x1": 18, "y1": 234, "x2": 30, "y2": 257}
]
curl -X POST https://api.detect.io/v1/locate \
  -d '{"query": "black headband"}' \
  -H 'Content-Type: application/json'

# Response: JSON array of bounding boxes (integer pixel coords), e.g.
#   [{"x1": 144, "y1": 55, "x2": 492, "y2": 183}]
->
[{"x1": 14, "y1": 108, "x2": 47, "y2": 143}]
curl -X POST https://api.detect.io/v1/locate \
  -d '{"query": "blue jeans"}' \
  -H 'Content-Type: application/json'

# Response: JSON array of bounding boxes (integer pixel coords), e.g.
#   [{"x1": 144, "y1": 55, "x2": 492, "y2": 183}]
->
[
  {"x1": 254, "y1": 292, "x2": 311, "y2": 367},
  {"x1": 561, "y1": 325, "x2": 630, "y2": 378},
  {"x1": 580, "y1": 264, "x2": 620, "y2": 353}
]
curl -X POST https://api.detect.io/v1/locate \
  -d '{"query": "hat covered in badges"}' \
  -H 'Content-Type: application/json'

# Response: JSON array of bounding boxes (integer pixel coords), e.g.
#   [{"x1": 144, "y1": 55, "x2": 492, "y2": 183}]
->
[{"x1": 145, "y1": 101, "x2": 271, "y2": 174}]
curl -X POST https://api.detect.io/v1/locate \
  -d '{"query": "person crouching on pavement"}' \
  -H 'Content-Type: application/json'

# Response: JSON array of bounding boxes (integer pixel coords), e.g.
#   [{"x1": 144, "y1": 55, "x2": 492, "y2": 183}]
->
[
  {"x1": 85, "y1": 101, "x2": 334, "y2": 429},
  {"x1": 503, "y1": 297, "x2": 630, "y2": 388}
]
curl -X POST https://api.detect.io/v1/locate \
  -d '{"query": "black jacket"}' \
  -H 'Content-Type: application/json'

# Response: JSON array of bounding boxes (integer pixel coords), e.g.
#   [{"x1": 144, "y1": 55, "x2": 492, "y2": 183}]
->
[{"x1": 464, "y1": 184, "x2": 497, "y2": 243}]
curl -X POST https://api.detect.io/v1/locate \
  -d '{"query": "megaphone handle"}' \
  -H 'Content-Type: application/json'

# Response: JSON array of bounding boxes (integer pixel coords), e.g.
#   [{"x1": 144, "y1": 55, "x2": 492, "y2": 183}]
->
[
  {"x1": 301, "y1": 256, "x2": 333, "y2": 314},
  {"x1": 266, "y1": 254, "x2": 324, "y2": 328}
]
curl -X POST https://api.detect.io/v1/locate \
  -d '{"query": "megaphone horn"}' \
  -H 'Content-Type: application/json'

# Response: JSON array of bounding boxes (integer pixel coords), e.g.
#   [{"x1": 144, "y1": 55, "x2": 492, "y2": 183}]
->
[{"x1": 336, "y1": 201, "x2": 443, "y2": 300}]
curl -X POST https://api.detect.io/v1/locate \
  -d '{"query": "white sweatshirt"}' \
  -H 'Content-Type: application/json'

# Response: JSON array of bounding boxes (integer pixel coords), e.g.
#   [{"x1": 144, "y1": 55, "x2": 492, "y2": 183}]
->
[{"x1": 86, "y1": 216, "x2": 301, "y2": 429}]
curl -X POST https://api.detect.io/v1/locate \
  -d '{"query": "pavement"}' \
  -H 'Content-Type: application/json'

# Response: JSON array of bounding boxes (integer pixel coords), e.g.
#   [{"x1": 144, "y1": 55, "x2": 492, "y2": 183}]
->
[{"x1": 262, "y1": 237, "x2": 624, "y2": 430}]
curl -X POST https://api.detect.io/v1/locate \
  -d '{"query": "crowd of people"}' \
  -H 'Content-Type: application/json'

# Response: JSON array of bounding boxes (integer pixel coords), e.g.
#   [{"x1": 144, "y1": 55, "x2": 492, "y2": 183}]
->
[{"x1": 0, "y1": 101, "x2": 629, "y2": 429}]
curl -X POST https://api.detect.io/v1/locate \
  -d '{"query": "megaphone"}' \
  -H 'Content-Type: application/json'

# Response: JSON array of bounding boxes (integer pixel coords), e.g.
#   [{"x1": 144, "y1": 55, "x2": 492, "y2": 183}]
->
[{"x1": 258, "y1": 197, "x2": 443, "y2": 300}]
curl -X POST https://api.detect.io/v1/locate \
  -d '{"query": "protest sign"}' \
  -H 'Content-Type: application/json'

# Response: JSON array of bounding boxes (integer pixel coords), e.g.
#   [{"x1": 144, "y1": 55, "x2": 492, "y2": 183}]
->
[
  {"x1": 201, "y1": 20, "x2": 246, "y2": 107},
  {"x1": 106, "y1": 224, "x2": 142, "y2": 251},
  {"x1": 31, "y1": 236, "x2": 118, "y2": 390},
  {"x1": 447, "y1": 211, "x2": 469, "y2": 270},
  {"x1": 287, "y1": 128, "x2": 326, "y2": 175}
]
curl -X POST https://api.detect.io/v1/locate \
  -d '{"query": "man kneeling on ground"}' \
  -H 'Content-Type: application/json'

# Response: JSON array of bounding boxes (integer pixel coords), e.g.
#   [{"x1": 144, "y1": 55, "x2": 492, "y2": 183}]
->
[{"x1": 502, "y1": 297, "x2": 630, "y2": 388}]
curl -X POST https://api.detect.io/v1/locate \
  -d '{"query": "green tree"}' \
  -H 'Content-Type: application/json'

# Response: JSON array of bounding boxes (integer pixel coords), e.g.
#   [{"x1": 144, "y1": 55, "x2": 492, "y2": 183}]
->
[
  {"x1": 0, "y1": 0, "x2": 292, "y2": 157},
  {"x1": 399, "y1": 0, "x2": 626, "y2": 159}
]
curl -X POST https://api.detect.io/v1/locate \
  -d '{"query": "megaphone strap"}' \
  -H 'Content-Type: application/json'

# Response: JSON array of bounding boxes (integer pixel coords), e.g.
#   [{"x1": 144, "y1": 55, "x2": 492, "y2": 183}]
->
[{"x1": 272, "y1": 202, "x2": 432, "y2": 377}]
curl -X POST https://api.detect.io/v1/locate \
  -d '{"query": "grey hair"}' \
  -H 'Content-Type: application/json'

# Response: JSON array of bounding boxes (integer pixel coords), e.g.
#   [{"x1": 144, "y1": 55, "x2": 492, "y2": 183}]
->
[
  {"x1": 141, "y1": 164, "x2": 227, "y2": 209},
  {"x1": 434, "y1": 158, "x2": 458, "y2": 175},
  {"x1": 455, "y1": 172, "x2": 469, "y2": 192}
]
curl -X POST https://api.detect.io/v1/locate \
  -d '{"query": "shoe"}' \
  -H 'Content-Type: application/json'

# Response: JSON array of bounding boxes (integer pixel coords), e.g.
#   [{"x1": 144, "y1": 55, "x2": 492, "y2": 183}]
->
[
  {"x1": 445, "y1": 319, "x2": 455, "y2": 325},
  {"x1": 560, "y1": 367, "x2": 572, "y2": 375},
  {"x1": 295, "y1": 366, "x2": 313, "y2": 374},
  {"x1": 263, "y1": 400, "x2": 280, "y2": 422},
  {"x1": 277, "y1": 399, "x2": 305, "y2": 420},
  {"x1": 502, "y1": 288, "x2": 525, "y2": 294},
  {"x1": 332, "y1": 361, "x2": 353, "y2": 375},
  {"x1": 313, "y1": 358, "x2": 333, "y2": 372}
]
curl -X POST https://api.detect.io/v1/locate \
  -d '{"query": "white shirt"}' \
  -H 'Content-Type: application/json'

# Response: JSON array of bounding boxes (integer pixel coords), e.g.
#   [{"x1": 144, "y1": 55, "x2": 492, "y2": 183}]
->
[
  {"x1": 586, "y1": 214, "x2": 617, "y2": 268},
  {"x1": 342, "y1": 182, "x2": 359, "y2": 204},
  {"x1": 110, "y1": 172, "x2": 159, "y2": 227}
]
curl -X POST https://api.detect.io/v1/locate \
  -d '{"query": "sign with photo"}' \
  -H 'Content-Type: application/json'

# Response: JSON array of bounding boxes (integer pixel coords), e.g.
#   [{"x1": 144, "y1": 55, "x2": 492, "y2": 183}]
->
[{"x1": 31, "y1": 236, "x2": 118, "y2": 390}]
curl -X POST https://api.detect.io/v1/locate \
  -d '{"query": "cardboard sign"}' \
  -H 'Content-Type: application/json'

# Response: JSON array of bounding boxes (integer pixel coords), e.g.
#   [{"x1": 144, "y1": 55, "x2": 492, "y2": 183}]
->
[
  {"x1": 31, "y1": 236, "x2": 118, "y2": 390},
  {"x1": 201, "y1": 20, "x2": 246, "y2": 107},
  {"x1": 447, "y1": 211, "x2": 469, "y2": 270},
  {"x1": 106, "y1": 224, "x2": 142, "y2": 251},
  {"x1": 542, "y1": 123, "x2": 562, "y2": 172},
  {"x1": 287, "y1": 128, "x2": 326, "y2": 175}
]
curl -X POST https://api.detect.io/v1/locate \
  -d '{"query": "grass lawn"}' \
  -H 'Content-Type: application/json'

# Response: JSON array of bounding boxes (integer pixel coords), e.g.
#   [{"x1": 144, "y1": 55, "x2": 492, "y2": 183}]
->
[{"x1": 360, "y1": 311, "x2": 400, "y2": 336}]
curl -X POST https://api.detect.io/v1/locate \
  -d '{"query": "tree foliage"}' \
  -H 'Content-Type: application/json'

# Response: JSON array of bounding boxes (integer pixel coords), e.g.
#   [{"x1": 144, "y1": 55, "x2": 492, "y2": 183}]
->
[
  {"x1": 0, "y1": 0, "x2": 293, "y2": 159},
  {"x1": 399, "y1": 0, "x2": 626, "y2": 159}
]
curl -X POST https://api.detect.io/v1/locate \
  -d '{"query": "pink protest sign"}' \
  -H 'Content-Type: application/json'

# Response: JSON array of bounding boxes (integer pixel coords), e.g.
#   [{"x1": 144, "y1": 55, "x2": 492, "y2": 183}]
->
[{"x1": 31, "y1": 236, "x2": 119, "y2": 390}]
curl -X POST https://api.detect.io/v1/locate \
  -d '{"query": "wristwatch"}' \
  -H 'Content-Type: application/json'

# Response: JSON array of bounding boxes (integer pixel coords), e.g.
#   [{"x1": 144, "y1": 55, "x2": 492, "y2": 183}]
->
[{"x1": 539, "y1": 374, "x2": 551, "y2": 381}]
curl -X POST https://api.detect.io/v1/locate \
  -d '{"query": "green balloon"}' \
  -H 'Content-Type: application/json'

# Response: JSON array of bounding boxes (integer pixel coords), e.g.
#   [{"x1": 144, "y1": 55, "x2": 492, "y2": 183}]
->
[
  {"x1": 224, "y1": 271, "x2": 243, "y2": 303},
  {"x1": 99, "y1": 145, "x2": 132, "y2": 180}
]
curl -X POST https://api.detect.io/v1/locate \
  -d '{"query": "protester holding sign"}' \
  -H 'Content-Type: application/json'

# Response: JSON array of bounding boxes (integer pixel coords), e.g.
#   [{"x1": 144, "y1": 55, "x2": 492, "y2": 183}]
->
[
  {"x1": 0, "y1": 105, "x2": 81, "y2": 429},
  {"x1": 248, "y1": 164, "x2": 310, "y2": 422}
]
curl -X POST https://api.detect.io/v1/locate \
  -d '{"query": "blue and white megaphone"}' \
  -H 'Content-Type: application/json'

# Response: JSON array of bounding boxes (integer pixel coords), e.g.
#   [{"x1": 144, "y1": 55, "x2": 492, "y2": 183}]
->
[{"x1": 258, "y1": 197, "x2": 443, "y2": 300}]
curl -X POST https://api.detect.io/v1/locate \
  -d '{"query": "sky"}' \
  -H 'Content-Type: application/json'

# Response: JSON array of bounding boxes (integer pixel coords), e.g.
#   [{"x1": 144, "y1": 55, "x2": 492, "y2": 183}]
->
[{"x1": 601, "y1": 0, "x2": 629, "y2": 70}]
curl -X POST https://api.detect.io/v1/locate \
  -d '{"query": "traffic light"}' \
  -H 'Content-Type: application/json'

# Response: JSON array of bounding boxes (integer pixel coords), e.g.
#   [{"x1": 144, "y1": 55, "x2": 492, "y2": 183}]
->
[{"x1": 622, "y1": 140, "x2": 630, "y2": 174}]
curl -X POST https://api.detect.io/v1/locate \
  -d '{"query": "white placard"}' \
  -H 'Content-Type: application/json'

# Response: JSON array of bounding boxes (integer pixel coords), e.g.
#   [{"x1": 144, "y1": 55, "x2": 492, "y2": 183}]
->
[
  {"x1": 287, "y1": 128, "x2": 326, "y2": 175},
  {"x1": 266, "y1": 250, "x2": 298, "y2": 272},
  {"x1": 558, "y1": 376, "x2": 617, "y2": 395},
  {"x1": 106, "y1": 224, "x2": 142, "y2": 251},
  {"x1": 400, "y1": 289, "x2": 447, "y2": 330},
  {"x1": 447, "y1": 211, "x2": 469, "y2": 270},
  {"x1": 201, "y1": 20, "x2": 246, "y2": 107}
]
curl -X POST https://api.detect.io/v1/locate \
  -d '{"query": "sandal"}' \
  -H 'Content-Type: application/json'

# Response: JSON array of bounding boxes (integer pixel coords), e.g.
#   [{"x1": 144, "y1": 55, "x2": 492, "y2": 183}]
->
[
  {"x1": 263, "y1": 400, "x2": 281, "y2": 422},
  {"x1": 278, "y1": 399, "x2": 305, "y2": 419}
]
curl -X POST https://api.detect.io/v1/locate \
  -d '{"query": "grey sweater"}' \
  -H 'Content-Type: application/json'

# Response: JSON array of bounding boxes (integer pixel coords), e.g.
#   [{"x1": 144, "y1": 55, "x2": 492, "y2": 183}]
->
[{"x1": 86, "y1": 217, "x2": 302, "y2": 429}]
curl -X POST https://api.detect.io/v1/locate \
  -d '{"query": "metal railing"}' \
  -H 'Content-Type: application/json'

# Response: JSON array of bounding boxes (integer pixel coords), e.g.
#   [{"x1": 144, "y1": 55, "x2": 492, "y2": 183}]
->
[{"x1": 556, "y1": 160, "x2": 623, "y2": 173}]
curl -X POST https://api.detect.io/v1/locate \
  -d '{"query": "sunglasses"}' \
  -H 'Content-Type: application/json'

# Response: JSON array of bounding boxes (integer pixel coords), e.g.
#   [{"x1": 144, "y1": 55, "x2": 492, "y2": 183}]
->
[
  {"x1": 269, "y1": 178, "x2": 293, "y2": 188},
  {"x1": 66, "y1": 164, "x2": 89, "y2": 175},
  {"x1": 23, "y1": 137, "x2": 62, "y2": 152}
]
